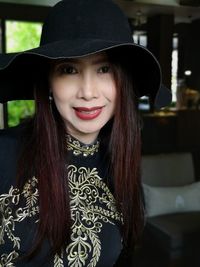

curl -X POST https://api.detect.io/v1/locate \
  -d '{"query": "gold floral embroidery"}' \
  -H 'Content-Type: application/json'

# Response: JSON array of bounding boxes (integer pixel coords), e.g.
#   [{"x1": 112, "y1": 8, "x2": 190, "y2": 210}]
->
[
  {"x1": 0, "y1": 177, "x2": 39, "y2": 266},
  {"x1": 0, "y1": 167, "x2": 121, "y2": 267},
  {"x1": 66, "y1": 135, "x2": 99, "y2": 157},
  {"x1": 0, "y1": 251, "x2": 19, "y2": 267},
  {"x1": 54, "y1": 252, "x2": 64, "y2": 267},
  {"x1": 66, "y1": 165, "x2": 121, "y2": 267}
]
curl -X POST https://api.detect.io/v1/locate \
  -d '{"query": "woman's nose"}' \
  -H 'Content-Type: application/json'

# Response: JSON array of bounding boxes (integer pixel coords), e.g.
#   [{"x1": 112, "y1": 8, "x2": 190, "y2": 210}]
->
[{"x1": 77, "y1": 73, "x2": 99, "y2": 100}]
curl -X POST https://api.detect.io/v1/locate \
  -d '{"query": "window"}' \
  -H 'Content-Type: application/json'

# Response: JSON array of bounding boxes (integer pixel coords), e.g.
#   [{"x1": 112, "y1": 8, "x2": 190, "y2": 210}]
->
[
  {"x1": 171, "y1": 36, "x2": 178, "y2": 103},
  {"x1": 6, "y1": 21, "x2": 42, "y2": 127},
  {"x1": 133, "y1": 31, "x2": 147, "y2": 47},
  {"x1": 133, "y1": 32, "x2": 151, "y2": 111}
]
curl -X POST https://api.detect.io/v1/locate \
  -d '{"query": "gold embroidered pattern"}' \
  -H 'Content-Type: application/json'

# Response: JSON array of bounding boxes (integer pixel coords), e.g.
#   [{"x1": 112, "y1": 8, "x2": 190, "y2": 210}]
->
[
  {"x1": 0, "y1": 251, "x2": 19, "y2": 267},
  {"x1": 0, "y1": 177, "x2": 39, "y2": 266},
  {"x1": 54, "y1": 252, "x2": 64, "y2": 267},
  {"x1": 65, "y1": 165, "x2": 121, "y2": 267},
  {"x1": 0, "y1": 167, "x2": 121, "y2": 267},
  {"x1": 66, "y1": 135, "x2": 99, "y2": 157}
]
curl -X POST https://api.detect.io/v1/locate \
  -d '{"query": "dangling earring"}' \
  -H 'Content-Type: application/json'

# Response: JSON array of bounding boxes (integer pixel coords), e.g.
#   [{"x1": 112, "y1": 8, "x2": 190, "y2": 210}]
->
[
  {"x1": 49, "y1": 92, "x2": 53, "y2": 112},
  {"x1": 49, "y1": 92, "x2": 53, "y2": 104},
  {"x1": 49, "y1": 95, "x2": 53, "y2": 102}
]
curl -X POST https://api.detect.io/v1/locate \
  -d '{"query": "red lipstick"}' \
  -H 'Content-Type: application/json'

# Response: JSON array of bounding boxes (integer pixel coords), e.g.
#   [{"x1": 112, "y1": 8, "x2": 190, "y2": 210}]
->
[{"x1": 74, "y1": 106, "x2": 103, "y2": 120}]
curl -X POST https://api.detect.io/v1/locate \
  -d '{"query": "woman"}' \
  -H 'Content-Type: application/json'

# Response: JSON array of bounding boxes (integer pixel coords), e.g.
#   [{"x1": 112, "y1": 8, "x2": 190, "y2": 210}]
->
[{"x1": 0, "y1": 0, "x2": 171, "y2": 266}]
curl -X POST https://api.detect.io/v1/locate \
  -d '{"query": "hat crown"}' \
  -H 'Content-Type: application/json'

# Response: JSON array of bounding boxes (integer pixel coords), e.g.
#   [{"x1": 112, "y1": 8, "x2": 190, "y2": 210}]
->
[{"x1": 40, "y1": 0, "x2": 133, "y2": 46}]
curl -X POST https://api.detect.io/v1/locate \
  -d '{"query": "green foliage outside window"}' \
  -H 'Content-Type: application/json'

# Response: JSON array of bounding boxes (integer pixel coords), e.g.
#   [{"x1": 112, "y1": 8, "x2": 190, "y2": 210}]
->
[
  {"x1": 6, "y1": 21, "x2": 42, "y2": 127},
  {"x1": 8, "y1": 100, "x2": 35, "y2": 127}
]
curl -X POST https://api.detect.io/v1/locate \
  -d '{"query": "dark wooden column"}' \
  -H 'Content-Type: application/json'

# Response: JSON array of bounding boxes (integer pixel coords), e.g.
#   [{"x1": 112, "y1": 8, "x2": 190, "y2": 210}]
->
[
  {"x1": 147, "y1": 14, "x2": 174, "y2": 90},
  {"x1": 184, "y1": 19, "x2": 200, "y2": 91}
]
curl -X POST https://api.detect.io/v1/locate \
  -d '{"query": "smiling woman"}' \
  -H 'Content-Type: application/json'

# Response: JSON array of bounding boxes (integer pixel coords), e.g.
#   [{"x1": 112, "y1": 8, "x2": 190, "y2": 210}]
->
[
  {"x1": 50, "y1": 52, "x2": 116, "y2": 144},
  {"x1": 0, "y1": 0, "x2": 170, "y2": 266}
]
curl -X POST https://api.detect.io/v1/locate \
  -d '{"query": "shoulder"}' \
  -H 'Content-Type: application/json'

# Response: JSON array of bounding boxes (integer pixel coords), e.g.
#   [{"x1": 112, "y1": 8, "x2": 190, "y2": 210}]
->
[
  {"x1": 0, "y1": 124, "x2": 22, "y2": 142},
  {"x1": 0, "y1": 122, "x2": 31, "y2": 191},
  {"x1": 0, "y1": 122, "x2": 28, "y2": 154}
]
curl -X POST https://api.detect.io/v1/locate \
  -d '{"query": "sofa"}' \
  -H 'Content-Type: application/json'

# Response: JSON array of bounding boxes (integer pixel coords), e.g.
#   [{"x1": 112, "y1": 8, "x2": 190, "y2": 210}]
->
[{"x1": 137, "y1": 152, "x2": 200, "y2": 267}]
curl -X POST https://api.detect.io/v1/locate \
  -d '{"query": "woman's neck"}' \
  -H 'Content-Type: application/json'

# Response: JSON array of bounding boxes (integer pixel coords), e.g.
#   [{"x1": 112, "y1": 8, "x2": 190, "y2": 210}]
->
[{"x1": 66, "y1": 131, "x2": 99, "y2": 145}]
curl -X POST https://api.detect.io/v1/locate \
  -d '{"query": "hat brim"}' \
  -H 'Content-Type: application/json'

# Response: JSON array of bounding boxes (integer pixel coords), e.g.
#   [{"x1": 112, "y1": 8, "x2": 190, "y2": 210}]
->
[{"x1": 0, "y1": 38, "x2": 170, "y2": 107}]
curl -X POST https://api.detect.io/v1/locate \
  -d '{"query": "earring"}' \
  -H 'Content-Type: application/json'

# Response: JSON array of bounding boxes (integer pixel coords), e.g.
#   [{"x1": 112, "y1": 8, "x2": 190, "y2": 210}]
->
[
  {"x1": 49, "y1": 92, "x2": 53, "y2": 103},
  {"x1": 49, "y1": 92, "x2": 53, "y2": 113},
  {"x1": 49, "y1": 95, "x2": 53, "y2": 102}
]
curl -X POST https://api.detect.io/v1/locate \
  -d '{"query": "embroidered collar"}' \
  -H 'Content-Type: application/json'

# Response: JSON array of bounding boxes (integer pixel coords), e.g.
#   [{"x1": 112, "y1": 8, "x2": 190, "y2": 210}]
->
[{"x1": 66, "y1": 134, "x2": 100, "y2": 157}]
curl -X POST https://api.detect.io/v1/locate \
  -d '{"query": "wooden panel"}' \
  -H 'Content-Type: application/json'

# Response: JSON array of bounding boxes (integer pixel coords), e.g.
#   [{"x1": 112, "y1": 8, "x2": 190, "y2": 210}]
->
[
  {"x1": 177, "y1": 110, "x2": 200, "y2": 151},
  {"x1": 0, "y1": 2, "x2": 49, "y2": 21},
  {"x1": 142, "y1": 110, "x2": 200, "y2": 154},
  {"x1": 142, "y1": 113, "x2": 177, "y2": 154}
]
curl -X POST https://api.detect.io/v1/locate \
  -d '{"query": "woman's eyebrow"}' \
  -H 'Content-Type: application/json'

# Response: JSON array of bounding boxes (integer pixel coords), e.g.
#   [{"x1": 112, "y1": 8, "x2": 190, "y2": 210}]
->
[{"x1": 91, "y1": 57, "x2": 109, "y2": 65}]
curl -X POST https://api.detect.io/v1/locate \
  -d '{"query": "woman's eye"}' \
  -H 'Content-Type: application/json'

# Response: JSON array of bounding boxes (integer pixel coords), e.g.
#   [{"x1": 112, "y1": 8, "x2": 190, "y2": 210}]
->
[
  {"x1": 98, "y1": 65, "x2": 111, "y2": 74},
  {"x1": 57, "y1": 65, "x2": 77, "y2": 75}
]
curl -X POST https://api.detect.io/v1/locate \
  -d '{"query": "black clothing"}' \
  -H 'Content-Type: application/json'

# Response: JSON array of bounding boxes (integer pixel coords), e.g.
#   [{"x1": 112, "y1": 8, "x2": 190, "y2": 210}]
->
[{"x1": 0, "y1": 124, "x2": 123, "y2": 267}]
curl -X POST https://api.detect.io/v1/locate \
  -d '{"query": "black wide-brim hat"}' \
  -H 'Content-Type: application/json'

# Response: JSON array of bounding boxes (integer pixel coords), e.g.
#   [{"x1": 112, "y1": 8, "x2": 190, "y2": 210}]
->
[{"x1": 0, "y1": 0, "x2": 171, "y2": 108}]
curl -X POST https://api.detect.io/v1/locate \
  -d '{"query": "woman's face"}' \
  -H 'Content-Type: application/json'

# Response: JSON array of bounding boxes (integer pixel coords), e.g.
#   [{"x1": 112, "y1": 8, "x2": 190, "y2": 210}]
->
[{"x1": 50, "y1": 52, "x2": 117, "y2": 144}]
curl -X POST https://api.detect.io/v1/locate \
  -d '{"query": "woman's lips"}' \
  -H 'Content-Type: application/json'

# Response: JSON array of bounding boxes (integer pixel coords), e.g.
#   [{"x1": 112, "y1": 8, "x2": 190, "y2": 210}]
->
[{"x1": 74, "y1": 106, "x2": 103, "y2": 120}]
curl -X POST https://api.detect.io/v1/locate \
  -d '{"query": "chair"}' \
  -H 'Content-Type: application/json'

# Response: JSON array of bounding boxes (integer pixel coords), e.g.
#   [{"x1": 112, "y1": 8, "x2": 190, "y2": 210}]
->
[{"x1": 137, "y1": 153, "x2": 200, "y2": 267}]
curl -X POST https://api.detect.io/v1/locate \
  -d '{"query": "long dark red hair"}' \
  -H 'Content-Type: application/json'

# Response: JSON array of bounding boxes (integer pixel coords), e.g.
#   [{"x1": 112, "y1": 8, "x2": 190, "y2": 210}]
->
[{"x1": 17, "y1": 48, "x2": 144, "y2": 257}]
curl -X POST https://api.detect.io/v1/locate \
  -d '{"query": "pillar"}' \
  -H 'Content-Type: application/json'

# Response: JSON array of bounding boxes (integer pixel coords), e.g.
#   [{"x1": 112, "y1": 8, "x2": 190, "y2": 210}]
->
[{"x1": 147, "y1": 14, "x2": 174, "y2": 90}]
